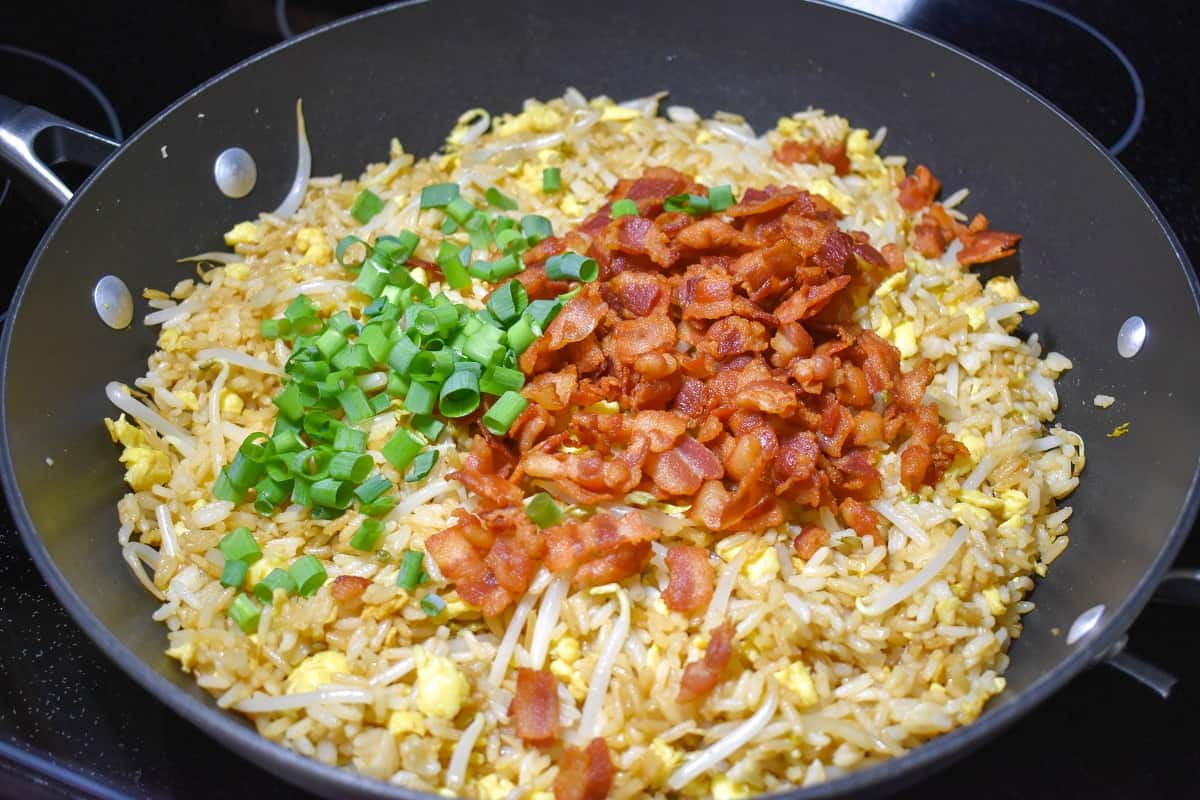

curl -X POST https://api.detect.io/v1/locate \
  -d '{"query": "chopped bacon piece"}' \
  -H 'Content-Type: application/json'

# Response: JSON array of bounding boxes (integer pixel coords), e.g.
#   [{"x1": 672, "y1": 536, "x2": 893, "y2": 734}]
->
[
  {"x1": 573, "y1": 541, "x2": 653, "y2": 587},
  {"x1": 451, "y1": 437, "x2": 523, "y2": 510},
  {"x1": 678, "y1": 620, "x2": 736, "y2": 702},
  {"x1": 554, "y1": 738, "x2": 615, "y2": 800},
  {"x1": 793, "y1": 526, "x2": 830, "y2": 559},
  {"x1": 330, "y1": 575, "x2": 371, "y2": 604},
  {"x1": 774, "y1": 139, "x2": 818, "y2": 166},
  {"x1": 607, "y1": 314, "x2": 677, "y2": 364},
  {"x1": 912, "y1": 222, "x2": 950, "y2": 258},
  {"x1": 598, "y1": 214, "x2": 676, "y2": 268},
  {"x1": 958, "y1": 230, "x2": 1021, "y2": 265},
  {"x1": 424, "y1": 527, "x2": 515, "y2": 616},
  {"x1": 646, "y1": 436, "x2": 723, "y2": 496},
  {"x1": 663, "y1": 545, "x2": 716, "y2": 613},
  {"x1": 840, "y1": 497, "x2": 881, "y2": 543},
  {"x1": 775, "y1": 276, "x2": 852, "y2": 322},
  {"x1": 545, "y1": 512, "x2": 659, "y2": 574},
  {"x1": 511, "y1": 668, "x2": 560, "y2": 745},
  {"x1": 901, "y1": 443, "x2": 933, "y2": 491},
  {"x1": 897, "y1": 164, "x2": 941, "y2": 212}
]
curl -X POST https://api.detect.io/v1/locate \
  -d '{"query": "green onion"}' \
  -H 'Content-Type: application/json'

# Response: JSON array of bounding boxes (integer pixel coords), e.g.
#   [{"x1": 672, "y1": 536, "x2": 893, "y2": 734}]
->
[
  {"x1": 503, "y1": 315, "x2": 538, "y2": 356},
  {"x1": 253, "y1": 476, "x2": 292, "y2": 513},
  {"x1": 350, "y1": 189, "x2": 386, "y2": 224},
  {"x1": 480, "y1": 365, "x2": 525, "y2": 396},
  {"x1": 254, "y1": 567, "x2": 296, "y2": 602},
  {"x1": 337, "y1": 385, "x2": 373, "y2": 423},
  {"x1": 381, "y1": 428, "x2": 423, "y2": 470},
  {"x1": 485, "y1": 187, "x2": 518, "y2": 210},
  {"x1": 404, "y1": 449, "x2": 439, "y2": 482},
  {"x1": 327, "y1": 310, "x2": 358, "y2": 335},
  {"x1": 542, "y1": 167, "x2": 562, "y2": 193},
  {"x1": 329, "y1": 451, "x2": 373, "y2": 483},
  {"x1": 260, "y1": 318, "x2": 290, "y2": 339},
  {"x1": 544, "y1": 252, "x2": 598, "y2": 282},
  {"x1": 387, "y1": 337, "x2": 421, "y2": 376},
  {"x1": 220, "y1": 558, "x2": 248, "y2": 588},
  {"x1": 357, "y1": 323, "x2": 391, "y2": 363},
  {"x1": 521, "y1": 214, "x2": 553, "y2": 244},
  {"x1": 411, "y1": 414, "x2": 445, "y2": 442},
  {"x1": 368, "y1": 390, "x2": 392, "y2": 414},
  {"x1": 354, "y1": 255, "x2": 391, "y2": 297},
  {"x1": 441, "y1": 217, "x2": 458, "y2": 234},
  {"x1": 332, "y1": 425, "x2": 367, "y2": 453},
  {"x1": 386, "y1": 371, "x2": 409, "y2": 397},
  {"x1": 284, "y1": 294, "x2": 319, "y2": 324},
  {"x1": 664, "y1": 193, "x2": 711, "y2": 216},
  {"x1": 610, "y1": 198, "x2": 638, "y2": 218},
  {"x1": 397, "y1": 550, "x2": 424, "y2": 589},
  {"x1": 466, "y1": 215, "x2": 494, "y2": 251},
  {"x1": 462, "y1": 324, "x2": 505, "y2": 366},
  {"x1": 350, "y1": 519, "x2": 386, "y2": 551},
  {"x1": 310, "y1": 505, "x2": 345, "y2": 520},
  {"x1": 403, "y1": 380, "x2": 438, "y2": 416},
  {"x1": 486, "y1": 280, "x2": 529, "y2": 325},
  {"x1": 212, "y1": 470, "x2": 245, "y2": 503},
  {"x1": 470, "y1": 253, "x2": 523, "y2": 282},
  {"x1": 435, "y1": 240, "x2": 471, "y2": 290},
  {"x1": 525, "y1": 492, "x2": 563, "y2": 527},
  {"x1": 361, "y1": 496, "x2": 398, "y2": 517},
  {"x1": 291, "y1": 478, "x2": 313, "y2": 507},
  {"x1": 331, "y1": 343, "x2": 373, "y2": 373},
  {"x1": 335, "y1": 235, "x2": 371, "y2": 268},
  {"x1": 314, "y1": 328, "x2": 347, "y2": 360},
  {"x1": 496, "y1": 227, "x2": 527, "y2": 254},
  {"x1": 219, "y1": 527, "x2": 261, "y2": 566},
  {"x1": 445, "y1": 196, "x2": 476, "y2": 226},
  {"x1": 708, "y1": 184, "x2": 735, "y2": 212},
  {"x1": 420, "y1": 593, "x2": 446, "y2": 616},
  {"x1": 312, "y1": 477, "x2": 355, "y2": 509},
  {"x1": 420, "y1": 182, "x2": 460, "y2": 209},
  {"x1": 525, "y1": 298, "x2": 563, "y2": 329},
  {"x1": 228, "y1": 594, "x2": 261, "y2": 633},
  {"x1": 289, "y1": 555, "x2": 328, "y2": 597},
  {"x1": 438, "y1": 368, "x2": 481, "y2": 418},
  {"x1": 373, "y1": 231, "x2": 420, "y2": 263},
  {"x1": 354, "y1": 473, "x2": 393, "y2": 504},
  {"x1": 482, "y1": 390, "x2": 528, "y2": 434}
]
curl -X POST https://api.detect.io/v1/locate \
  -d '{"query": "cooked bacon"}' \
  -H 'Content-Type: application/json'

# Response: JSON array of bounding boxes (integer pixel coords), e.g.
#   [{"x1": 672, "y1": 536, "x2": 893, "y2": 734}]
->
[
  {"x1": 663, "y1": 545, "x2": 716, "y2": 613},
  {"x1": 958, "y1": 230, "x2": 1021, "y2": 265},
  {"x1": 793, "y1": 526, "x2": 830, "y2": 558},
  {"x1": 545, "y1": 511, "x2": 659, "y2": 574},
  {"x1": 604, "y1": 270, "x2": 670, "y2": 317},
  {"x1": 451, "y1": 437, "x2": 523, "y2": 510},
  {"x1": 330, "y1": 575, "x2": 371, "y2": 604},
  {"x1": 511, "y1": 668, "x2": 560, "y2": 745},
  {"x1": 599, "y1": 214, "x2": 676, "y2": 268},
  {"x1": 573, "y1": 541, "x2": 653, "y2": 587},
  {"x1": 897, "y1": 164, "x2": 941, "y2": 212},
  {"x1": 424, "y1": 526, "x2": 515, "y2": 616},
  {"x1": 912, "y1": 222, "x2": 950, "y2": 258},
  {"x1": 727, "y1": 185, "x2": 802, "y2": 218},
  {"x1": 900, "y1": 443, "x2": 933, "y2": 492},
  {"x1": 554, "y1": 738, "x2": 614, "y2": 800},
  {"x1": 678, "y1": 620, "x2": 736, "y2": 702},
  {"x1": 840, "y1": 497, "x2": 881, "y2": 543},
  {"x1": 646, "y1": 435, "x2": 724, "y2": 496},
  {"x1": 774, "y1": 139, "x2": 818, "y2": 166},
  {"x1": 607, "y1": 314, "x2": 677, "y2": 364},
  {"x1": 775, "y1": 276, "x2": 852, "y2": 322}
]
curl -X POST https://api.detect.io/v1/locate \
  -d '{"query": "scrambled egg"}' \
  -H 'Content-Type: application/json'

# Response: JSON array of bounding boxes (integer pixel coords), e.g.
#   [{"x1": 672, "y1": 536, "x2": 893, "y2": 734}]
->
[
  {"x1": 649, "y1": 739, "x2": 683, "y2": 783},
  {"x1": 246, "y1": 553, "x2": 287, "y2": 588},
  {"x1": 223, "y1": 262, "x2": 249, "y2": 282},
  {"x1": 775, "y1": 117, "x2": 803, "y2": 138},
  {"x1": 553, "y1": 636, "x2": 581, "y2": 664},
  {"x1": 958, "y1": 432, "x2": 985, "y2": 463},
  {"x1": 386, "y1": 710, "x2": 425, "y2": 736},
  {"x1": 963, "y1": 303, "x2": 986, "y2": 331},
  {"x1": 285, "y1": 650, "x2": 348, "y2": 694},
  {"x1": 844, "y1": 128, "x2": 874, "y2": 159},
  {"x1": 870, "y1": 307, "x2": 893, "y2": 339},
  {"x1": 891, "y1": 321, "x2": 918, "y2": 359},
  {"x1": 745, "y1": 546, "x2": 780, "y2": 583},
  {"x1": 559, "y1": 194, "x2": 584, "y2": 217},
  {"x1": 1107, "y1": 422, "x2": 1131, "y2": 438},
  {"x1": 805, "y1": 178, "x2": 852, "y2": 214},
  {"x1": 982, "y1": 587, "x2": 1006, "y2": 616},
  {"x1": 157, "y1": 328, "x2": 190, "y2": 352},
  {"x1": 174, "y1": 390, "x2": 199, "y2": 411},
  {"x1": 294, "y1": 226, "x2": 332, "y2": 266},
  {"x1": 475, "y1": 775, "x2": 515, "y2": 800},
  {"x1": 712, "y1": 777, "x2": 754, "y2": 800},
  {"x1": 220, "y1": 390, "x2": 244, "y2": 415},
  {"x1": 959, "y1": 489, "x2": 1002, "y2": 514},
  {"x1": 223, "y1": 221, "x2": 259, "y2": 246},
  {"x1": 600, "y1": 104, "x2": 642, "y2": 122},
  {"x1": 414, "y1": 647, "x2": 469, "y2": 719},
  {"x1": 165, "y1": 640, "x2": 197, "y2": 671},
  {"x1": 494, "y1": 101, "x2": 563, "y2": 137},
  {"x1": 774, "y1": 662, "x2": 820, "y2": 708},
  {"x1": 999, "y1": 490, "x2": 1029, "y2": 519},
  {"x1": 874, "y1": 271, "x2": 907, "y2": 298},
  {"x1": 105, "y1": 415, "x2": 171, "y2": 491},
  {"x1": 986, "y1": 276, "x2": 1020, "y2": 302},
  {"x1": 935, "y1": 596, "x2": 961, "y2": 625}
]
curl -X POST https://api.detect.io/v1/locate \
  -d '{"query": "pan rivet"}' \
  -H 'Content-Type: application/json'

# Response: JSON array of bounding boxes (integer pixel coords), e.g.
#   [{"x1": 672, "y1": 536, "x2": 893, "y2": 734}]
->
[
  {"x1": 93, "y1": 275, "x2": 133, "y2": 330},
  {"x1": 214, "y1": 147, "x2": 257, "y2": 199},
  {"x1": 1117, "y1": 315, "x2": 1146, "y2": 358},
  {"x1": 1066, "y1": 604, "x2": 1106, "y2": 645}
]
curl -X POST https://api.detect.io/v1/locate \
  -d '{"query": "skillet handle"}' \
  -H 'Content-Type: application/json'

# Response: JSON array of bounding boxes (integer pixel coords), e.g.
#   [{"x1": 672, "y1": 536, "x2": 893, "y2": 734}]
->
[{"x1": 0, "y1": 95, "x2": 119, "y2": 217}]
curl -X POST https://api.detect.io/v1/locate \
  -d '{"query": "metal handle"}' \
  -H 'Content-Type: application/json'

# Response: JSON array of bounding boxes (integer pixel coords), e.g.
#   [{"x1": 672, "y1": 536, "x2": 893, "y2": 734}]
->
[
  {"x1": 0, "y1": 95, "x2": 119, "y2": 216},
  {"x1": 1098, "y1": 568, "x2": 1199, "y2": 697}
]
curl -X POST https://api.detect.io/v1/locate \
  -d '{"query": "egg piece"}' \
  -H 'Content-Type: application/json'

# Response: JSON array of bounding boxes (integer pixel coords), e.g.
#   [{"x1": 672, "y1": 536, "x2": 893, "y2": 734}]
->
[
  {"x1": 475, "y1": 775, "x2": 515, "y2": 800},
  {"x1": 165, "y1": 640, "x2": 197, "y2": 671},
  {"x1": 744, "y1": 546, "x2": 780, "y2": 583},
  {"x1": 874, "y1": 270, "x2": 908, "y2": 298},
  {"x1": 999, "y1": 490, "x2": 1029, "y2": 520},
  {"x1": 958, "y1": 432, "x2": 985, "y2": 463},
  {"x1": 494, "y1": 102, "x2": 563, "y2": 137},
  {"x1": 959, "y1": 489, "x2": 1003, "y2": 515},
  {"x1": 386, "y1": 710, "x2": 426, "y2": 736},
  {"x1": 285, "y1": 650, "x2": 349, "y2": 694},
  {"x1": 891, "y1": 321, "x2": 918, "y2": 359},
  {"x1": 414, "y1": 647, "x2": 469, "y2": 720},
  {"x1": 649, "y1": 739, "x2": 683, "y2": 783},
  {"x1": 119, "y1": 446, "x2": 171, "y2": 491},
  {"x1": 805, "y1": 178, "x2": 851, "y2": 214},
  {"x1": 223, "y1": 262, "x2": 249, "y2": 282},
  {"x1": 553, "y1": 636, "x2": 581, "y2": 664},
  {"x1": 987, "y1": 276, "x2": 1020, "y2": 302},
  {"x1": 294, "y1": 227, "x2": 332, "y2": 266},
  {"x1": 220, "y1": 390, "x2": 244, "y2": 415},
  {"x1": 774, "y1": 662, "x2": 820, "y2": 708},
  {"x1": 712, "y1": 776, "x2": 753, "y2": 800},
  {"x1": 935, "y1": 596, "x2": 961, "y2": 625},
  {"x1": 982, "y1": 587, "x2": 1006, "y2": 615},
  {"x1": 105, "y1": 414, "x2": 144, "y2": 448},
  {"x1": 223, "y1": 221, "x2": 259, "y2": 246},
  {"x1": 174, "y1": 390, "x2": 199, "y2": 411}
]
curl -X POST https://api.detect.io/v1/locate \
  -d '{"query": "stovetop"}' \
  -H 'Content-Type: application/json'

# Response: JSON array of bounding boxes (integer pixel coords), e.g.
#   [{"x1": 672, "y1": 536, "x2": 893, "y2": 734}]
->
[{"x1": 1, "y1": 1, "x2": 1197, "y2": 798}]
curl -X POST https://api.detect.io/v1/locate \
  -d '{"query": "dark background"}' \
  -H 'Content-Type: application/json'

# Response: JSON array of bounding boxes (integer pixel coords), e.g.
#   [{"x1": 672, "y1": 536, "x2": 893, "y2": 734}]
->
[{"x1": 0, "y1": 1, "x2": 1197, "y2": 798}]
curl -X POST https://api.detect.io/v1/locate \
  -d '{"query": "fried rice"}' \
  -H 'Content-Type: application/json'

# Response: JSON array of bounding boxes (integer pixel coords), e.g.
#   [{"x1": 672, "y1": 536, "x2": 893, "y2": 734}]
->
[{"x1": 106, "y1": 89, "x2": 1085, "y2": 799}]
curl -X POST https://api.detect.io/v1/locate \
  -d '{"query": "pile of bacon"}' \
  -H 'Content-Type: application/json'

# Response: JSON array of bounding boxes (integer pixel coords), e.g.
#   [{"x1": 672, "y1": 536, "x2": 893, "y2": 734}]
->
[{"x1": 421, "y1": 155, "x2": 1018, "y2": 797}]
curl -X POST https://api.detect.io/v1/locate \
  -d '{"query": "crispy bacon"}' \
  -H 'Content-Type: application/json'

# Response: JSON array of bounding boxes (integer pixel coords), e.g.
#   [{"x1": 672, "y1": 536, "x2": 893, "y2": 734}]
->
[
  {"x1": 958, "y1": 230, "x2": 1021, "y2": 265},
  {"x1": 646, "y1": 436, "x2": 723, "y2": 495},
  {"x1": 553, "y1": 738, "x2": 614, "y2": 800},
  {"x1": 663, "y1": 545, "x2": 716, "y2": 613},
  {"x1": 678, "y1": 620, "x2": 736, "y2": 702},
  {"x1": 330, "y1": 575, "x2": 371, "y2": 604},
  {"x1": 793, "y1": 526, "x2": 830, "y2": 558},
  {"x1": 511, "y1": 668, "x2": 560, "y2": 745},
  {"x1": 897, "y1": 164, "x2": 941, "y2": 212},
  {"x1": 545, "y1": 511, "x2": 659, "y2": 577},
  {"x1": 840, "y1": 497, "x2": 881, "y2": 543}
]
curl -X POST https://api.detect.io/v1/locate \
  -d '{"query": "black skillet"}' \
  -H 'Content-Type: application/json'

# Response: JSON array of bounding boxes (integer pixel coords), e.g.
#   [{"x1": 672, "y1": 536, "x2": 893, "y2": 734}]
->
[{"x1": 1, "y1": 1, "x2": 1198, "y2": 797}]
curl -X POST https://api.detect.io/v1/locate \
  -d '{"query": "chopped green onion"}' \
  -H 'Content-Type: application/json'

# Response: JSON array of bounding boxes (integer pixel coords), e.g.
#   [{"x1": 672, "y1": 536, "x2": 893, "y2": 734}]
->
[
  {"x1": 368, "y1": 390, "x2": 392, "y2": 415},
  {"x1": 350, "y1": 189, "x2": 386, "y2": 224},
  {"x1": 253, "y1": 475, "x2": 292, "y2": 512},
  {"x1": 260, "y1": 318, "x2": 291, "y2": 339},
  {"x1": 291, "y1": 478, "x2": 313, "y2": 507},
  {"x1": 314, "y1": 328, "x2": 347, "y2": 360},
  {"x1": 485, "y1": 187, "x2": 518, "y2": 210},
  {"x1": 434, "y1": 240, "x2": 471, "y2": 290},
  {"x1": 420, "y1": 592, "x2": 446, "y2": 616},
  {"x1": 387, "y1": 337, "x2": 421, "y2": 376},
  {"x1": 373, "y1": 231, "x2": 420, "y2": 263},
  {"x1": 441, "y1": 217, "x2": 458, "y2": 234},
  {"x1": 327, "y1": 310, "x2": 358, "y2": 335},
  {"x1": 311, "y1": 478, "x2": 355, "y2": 509},
  {"x1": 357, "y1": 323, "x2": 391, "y2": 363},
  {"x1": 310, "y1": 505, "x2": 346, "y2": 520},
  {"x1": 354, "y1": 473, "x2": 393, "y2": 504},
  {"x1": 664, "y1": 193, "x2": 711, "y2": 216},
  {"x1": 329, "y1": 451, "x2": 373, "y2": 483},
  {"x1": 354, "y1": 254, "x2": 391, "y2": 297},
  {"x1": 610, "y1": 198, "x2": 638, "y2": 218},
  {"x1": 525, "y1": 298, "x2": 563, "y2": 329},
  {"x1": 470, "y1": 253, "x2": 523, "y2": 282},
  {"x1": 397, "y1": 550, "x2": 424, "y2": 589},
  {"x1": 218, "y1": 527, "x2": 262, "y2": 566},
  {"x1": 404, "y1": 449, "x2": 439, "y2": 482},
  {"x1": 254, "y1": 567, "x2": 296, "y2": 602},
  {"x1": 331, "y1": 343, "x2": 373, "y2": 373},
  {"x1": 482, "y1": 390, "x2": 528, "y2": 434},
  {"x1": 438, "y1": 368, "x2": 481, "y2": 418},
  {"x1": 411, "y1": 414, "x2": 445, "y2": 442},
  {"x1": 521, "y1": 214, "x2": 553, "y2": 244},
  {"x1": 445, "y1": 196, "x2": 476, "y2": 226},
  {"x1": 403, "y1": 380, "x2": 438, "y2": 416},
  {"x1": 708, "y1": 184, "x2": 735, "y2": 212},
  {"x1": 335, "y1": 235, "x2": 371, "y2": 268},
  {"x1": 289, "y1": 555, "x2": 328, "y2": 597},
  {"x1": 284, "y1": 293, "x2": 319, "y2": 323},
  {"x1": 337, "y1": 385, "x2": 373, "y2": 423},
  {"x1": 462, "y1": 324, "x2": 505, "y2": 366},
  {"x1": 228, "y1": 594, "x2": 261, "y2": 633},
  {"x1": 542, "y1": 167, "x2": 562, "y2": 193},
  {"x1": 525, "y1": 492, "x2": 563, "y2": 527},
  {"x1": 332, "y1": 424, "x2": 367, "y2": 453},
  {"x1": 496, "y1": 227, "x2": 527, "y2": 254},
  {"x1": 220, "y1": 558, "x2": 248, "y2": 588},
  {"x1": 544, "y1": 252, "x2": 598, "y2": 282},
  {"x1": 361, "y1": 496, "x2": 398, "y2": 517},
  {"x1": 503, "y1": 315, "x2": 538, "y2": 356},
  {"x1": 420, "y1": 182, "x2": 460, "y2": 209},
  {"x1": 382, "y1": 428, "x2": 423, "y2": 470},
  {"x1": 350, "y1": 519, "x2": 386, "y2": 551},
  {"x1": 480, "y1": 365, "x2": 525, "y2": 396},
  {"x1": 486, "y1": 279, "x2": 529, "y2": 325}
]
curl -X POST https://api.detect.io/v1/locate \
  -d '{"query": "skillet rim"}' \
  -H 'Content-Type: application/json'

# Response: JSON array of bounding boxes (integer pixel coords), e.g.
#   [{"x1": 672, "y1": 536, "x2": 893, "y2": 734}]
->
[{"x1": 1, "y1": 1, "x2": 1197, "y2": 797}]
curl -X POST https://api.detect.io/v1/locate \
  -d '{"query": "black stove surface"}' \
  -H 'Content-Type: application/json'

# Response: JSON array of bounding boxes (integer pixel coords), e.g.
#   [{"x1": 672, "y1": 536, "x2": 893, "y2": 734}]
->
[{"x1": 1, "y1": 1, "x2": 1197, "y2": 798}]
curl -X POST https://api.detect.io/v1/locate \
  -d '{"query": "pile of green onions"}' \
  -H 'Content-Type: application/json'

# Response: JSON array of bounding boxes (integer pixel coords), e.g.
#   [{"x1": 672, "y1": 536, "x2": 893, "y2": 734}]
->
[
  {"x1": 219, "y1": 527, "x2": 329, "y2": 632},
  {"x1": 212, "y1": 180, "x2": 596, "y2": 526}
]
